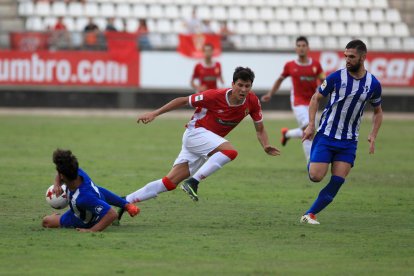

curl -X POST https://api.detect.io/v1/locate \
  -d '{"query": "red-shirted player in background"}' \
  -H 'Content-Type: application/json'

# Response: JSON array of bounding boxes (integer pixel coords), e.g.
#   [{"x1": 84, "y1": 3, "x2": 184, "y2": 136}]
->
[
  {"x1": 190, "y1": 43, "x2": 224, "y2": 92},
  {"x1": 261, "y1": 36, "x2": 325, "y2": 162},
  {"x1": 121, "y1": 67, "x2": 279, "y2": 214}
]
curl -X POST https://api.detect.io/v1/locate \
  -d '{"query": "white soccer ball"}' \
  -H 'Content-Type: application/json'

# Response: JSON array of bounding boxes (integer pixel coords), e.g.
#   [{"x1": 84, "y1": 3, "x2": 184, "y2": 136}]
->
[{"x1": 45, "y1": 184, "x2": 69, "y2": 209}]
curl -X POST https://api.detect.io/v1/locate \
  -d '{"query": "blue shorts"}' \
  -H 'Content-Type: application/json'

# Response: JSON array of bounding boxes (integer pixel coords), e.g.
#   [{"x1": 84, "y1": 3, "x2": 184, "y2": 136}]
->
[
  {"x1": 60, "y1": 210, "x2": 95, "y2": 229},
  {"x1": 310, "y1": 132, "x2": 358, "y2": 166}
]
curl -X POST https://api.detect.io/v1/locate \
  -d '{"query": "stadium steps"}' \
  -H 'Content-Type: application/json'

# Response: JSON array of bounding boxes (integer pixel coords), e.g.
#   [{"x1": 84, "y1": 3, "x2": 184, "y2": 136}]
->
[{"x1": 389, "y1": 0, "x2": 414, "y2": 35}]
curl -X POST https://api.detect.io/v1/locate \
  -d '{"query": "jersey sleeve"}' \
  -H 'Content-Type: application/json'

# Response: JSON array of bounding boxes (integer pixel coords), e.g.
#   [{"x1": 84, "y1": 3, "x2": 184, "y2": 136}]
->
[
  {"x1": 189, "y1": 89, "x2": 215, "y2": 108},
  {"x1": 318, "y1": 72, "x2": 335, "y2": 97},
  {"x1": 191, "y1": 64, "x2": 200, "y2": 79},
  {"x1": 280, "y1": 62, "x2": 290, "y2": 78},
  {"x1": 250, "y1": 95, "x2": 263, "y2": 123},
  {"x1": 369, "y1": 81, "x2": 382, "y2": 107},
  {"x1": 77, "y1": 196, "x2": 111, "y2": 218}
]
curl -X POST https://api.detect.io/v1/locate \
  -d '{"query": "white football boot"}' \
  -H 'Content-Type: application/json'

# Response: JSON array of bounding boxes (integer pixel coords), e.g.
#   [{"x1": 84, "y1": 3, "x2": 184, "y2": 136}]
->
[{"x1": 300, "y1": 213, "x2": 320, "y2": 225}]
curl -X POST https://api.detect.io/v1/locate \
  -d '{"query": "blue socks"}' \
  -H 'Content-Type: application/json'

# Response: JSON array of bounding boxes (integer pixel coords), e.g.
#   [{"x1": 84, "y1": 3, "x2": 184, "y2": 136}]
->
[
  {"x1": 306, "y1": 175, "x2": 345, "y2": 215},
  {"x1": 98, "y1": 186, "x2": 128, "y2": 208}
]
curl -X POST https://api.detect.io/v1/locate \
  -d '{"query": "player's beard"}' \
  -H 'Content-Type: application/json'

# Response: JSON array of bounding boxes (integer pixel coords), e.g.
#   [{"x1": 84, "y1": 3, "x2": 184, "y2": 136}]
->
[{"x1": 347, "y1": 58, "x2": 362, "y2": 73}]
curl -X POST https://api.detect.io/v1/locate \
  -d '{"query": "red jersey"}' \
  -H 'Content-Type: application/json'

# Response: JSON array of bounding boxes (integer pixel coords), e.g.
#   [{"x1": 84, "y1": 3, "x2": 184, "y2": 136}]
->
[
  {"x1": 281, "y1": 59, "x2": 323, "y2": 106},
  {"x1": 187, "y1": 88, "x2": 263, "y2": 137},
  {"x1": 192, "y1": 61, "x2": 222, "y2": 90}
]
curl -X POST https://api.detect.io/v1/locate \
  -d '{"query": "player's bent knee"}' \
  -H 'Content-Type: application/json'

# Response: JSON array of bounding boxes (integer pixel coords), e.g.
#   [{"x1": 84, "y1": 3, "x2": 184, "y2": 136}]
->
[
  {"x1": 221, "y1": 149, "x2": 238, "y2": 160},
  {"x1": 308, "y1": 173, "x2": 324, "y2": 183}
]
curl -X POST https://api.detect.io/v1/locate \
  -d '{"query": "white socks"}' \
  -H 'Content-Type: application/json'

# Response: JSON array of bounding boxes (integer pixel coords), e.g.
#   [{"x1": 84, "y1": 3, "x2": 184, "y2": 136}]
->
[
  {"x1": 193, "y1": 151, "x2": 234, "y2": 182},
  {"x1": 286, "y1": 128, "x2": 303, "y2": 138},
  {"x1": 302, "y1": 139, "x2": 312, "y2": 162},
  {"x1": 126, "y1": 179, "x2": 167, "y2": 203}
]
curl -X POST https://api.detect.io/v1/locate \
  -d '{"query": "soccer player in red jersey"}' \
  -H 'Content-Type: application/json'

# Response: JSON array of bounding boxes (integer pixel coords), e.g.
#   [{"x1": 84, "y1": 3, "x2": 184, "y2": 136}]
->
[
  {"x1": 124, "y1": 67, "x2": 279, "y2": 210},
  {"x1": 190, "y1": 43, "x2": 224, "y2": 92},
  {"x1": 261, "y1": 36, "x2": 325, "y2": 162}
]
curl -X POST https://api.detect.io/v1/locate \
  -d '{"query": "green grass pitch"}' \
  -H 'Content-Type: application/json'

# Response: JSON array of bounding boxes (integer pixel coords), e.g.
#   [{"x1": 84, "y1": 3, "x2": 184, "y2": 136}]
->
[{"x1": 0, "y1": 114, "x2": 412, "y2": 275}]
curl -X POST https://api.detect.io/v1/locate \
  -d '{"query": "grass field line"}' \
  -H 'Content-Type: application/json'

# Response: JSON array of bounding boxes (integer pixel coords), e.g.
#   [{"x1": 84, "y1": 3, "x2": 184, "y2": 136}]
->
[{"x1": 0, "y1": 107, "x2": 413, "y2": 120}]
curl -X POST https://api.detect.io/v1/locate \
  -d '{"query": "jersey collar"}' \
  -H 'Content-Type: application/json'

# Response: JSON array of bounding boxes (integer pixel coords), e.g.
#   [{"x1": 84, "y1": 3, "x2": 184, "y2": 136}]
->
[{"x1": 226, "y1": 89, "x2": 247, "y2": 106}]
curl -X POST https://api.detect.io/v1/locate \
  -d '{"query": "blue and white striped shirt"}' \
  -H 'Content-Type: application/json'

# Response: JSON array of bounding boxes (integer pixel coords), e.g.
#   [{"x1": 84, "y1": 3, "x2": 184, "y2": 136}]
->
[{"x1": 317, "y1": 69, "x2": 382, "y2": 141}]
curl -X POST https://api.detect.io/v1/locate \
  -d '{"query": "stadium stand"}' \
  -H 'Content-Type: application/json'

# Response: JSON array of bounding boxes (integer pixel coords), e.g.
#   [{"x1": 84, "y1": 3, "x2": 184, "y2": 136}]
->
[{"x1": 1, "y1": 0, "x2": 410, "y2": 51}]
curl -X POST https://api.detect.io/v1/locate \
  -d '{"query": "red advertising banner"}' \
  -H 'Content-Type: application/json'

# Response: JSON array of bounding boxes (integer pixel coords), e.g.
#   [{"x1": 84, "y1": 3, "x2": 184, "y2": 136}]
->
[
  {"x1": 310, "y1": 51, "x2": 414, "y2": 87},
  {"x1": 10, "y1": 32, "x2": 49, "y2": 51},
  {"x1": 178, "y1": 34, "x2": 221, "y2": 58},
  {"x1": 0, "y1": 50, "x2": 139, "y2": 87}
]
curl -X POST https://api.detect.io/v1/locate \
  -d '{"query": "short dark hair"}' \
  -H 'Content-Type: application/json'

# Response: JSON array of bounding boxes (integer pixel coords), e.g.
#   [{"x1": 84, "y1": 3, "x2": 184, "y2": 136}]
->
[
  {"x1": 346, "y1": 39, "x2": 367, "y2": 54},
  {"x1": 296, "y1": 36, "x2": 309, "y2": 46},
  {"x1": 233, "y1": 67, "x2": 255, "y2": 83},
  {"x1": 53, "y1": 149, "x2": 78, "y2": 181}
]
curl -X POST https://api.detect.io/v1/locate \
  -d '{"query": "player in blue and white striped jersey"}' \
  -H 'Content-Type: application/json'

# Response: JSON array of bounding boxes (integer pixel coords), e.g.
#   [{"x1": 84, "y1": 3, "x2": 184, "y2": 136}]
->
[{"x1": 300, "y1": 40, "x2": 383, "y2": 224}]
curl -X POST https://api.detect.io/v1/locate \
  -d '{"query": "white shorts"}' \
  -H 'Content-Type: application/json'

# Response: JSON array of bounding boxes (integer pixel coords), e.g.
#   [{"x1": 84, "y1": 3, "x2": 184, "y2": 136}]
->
[
  {"x1": 292, "y1": 105, "x2": 309, "y2": 129},
  {"x1": 173, "y1": 127, "x2": 228, "y2": 175}
]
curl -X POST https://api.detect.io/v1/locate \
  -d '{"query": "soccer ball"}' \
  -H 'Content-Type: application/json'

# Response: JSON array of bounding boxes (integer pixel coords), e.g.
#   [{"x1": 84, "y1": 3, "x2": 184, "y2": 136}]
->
[{"x1": 45, "y1": 184, "x2": 69, "y2": 209}]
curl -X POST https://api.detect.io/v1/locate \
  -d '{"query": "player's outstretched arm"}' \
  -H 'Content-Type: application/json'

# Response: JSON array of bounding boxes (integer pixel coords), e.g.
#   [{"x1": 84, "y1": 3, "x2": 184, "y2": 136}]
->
[
  {"x1": 261, "y1": 77, "x2": 284, "y2": 102},
  {"x1": 137, "y1": 97, "x2": 189, "y2": 124},
  {"x1": 52, "y1": 173, "x2": 63, "y2": 196},
  {"x1": 302, "y1": 92, "x2": 324, "y2": 142},
  {"x1": 254, "y1": 122, "x2": 280, "y2": 156},
  {"x1": 368, "y1": 105, "x2": 383, "y2": 154},
  {"x1": 77, "y1": 208, "x2": 118, "y2": 232}
]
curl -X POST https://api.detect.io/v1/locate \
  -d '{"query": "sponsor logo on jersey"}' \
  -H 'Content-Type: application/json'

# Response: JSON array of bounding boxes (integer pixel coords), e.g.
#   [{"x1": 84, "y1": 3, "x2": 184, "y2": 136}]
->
[
  {"x1": 216, "y1": 118, "x2": 239, "y2": 126},
  {"x1": 95, "y1": 205, "x2": 103, "y2": 214},
  {"x1": 195, "y1": 95, "x2": 203, "y2": 102}
]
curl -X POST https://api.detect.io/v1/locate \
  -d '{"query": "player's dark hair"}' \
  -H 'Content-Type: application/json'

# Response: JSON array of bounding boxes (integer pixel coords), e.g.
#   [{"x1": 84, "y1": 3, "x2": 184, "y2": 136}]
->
[
  {"x1": 346, "y1": 39, "x2": 367, "y2": 54},
  {"x1": 53, "y1": 149, "x2": 78, "y2": 181},
  {"x1": 296, "y1": 36, "x2": 309, "y2": 46},
  {"x1": 233, "y1": 67, "x2": 255, "y2": 83}
]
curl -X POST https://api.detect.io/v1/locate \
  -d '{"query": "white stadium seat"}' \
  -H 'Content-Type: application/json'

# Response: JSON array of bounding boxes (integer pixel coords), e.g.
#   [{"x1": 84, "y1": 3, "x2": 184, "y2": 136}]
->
[
  {"x1": 387, "y1": 37, "x2": 402, "y2": 50},
  {"x1": 311, "y1": 0, "x2": 325, "y2": 8},
  {"x1": 362, "y1": 23, "x2": 378, "y2": 37},
  {"x1": 343, "y1": 0, "x2": 357, "y2": 8},
  {"x1": 19, "y1": 1, "x2": 34, "y2": 16},
  {"x1": 259, "y1": 7, "x2": 274, "y2": 21},
  {"x1": 296, "y1": 0, "x2": 312, "y2": 8},
  {"x1": 34, "y1": 2, "x2": 50, "y2": 16},
  {"x1": 84, "y1": 3, "x2": 99, "y2": 17},
  {"x1": 315, "y1": 22, "x2": 330, "y2": 36},
  {"x1": 133, "y1": 4, "x2": 147, "y2": 19},
  {"x1": 370, "y1": 37, "x2": 387, "y2": 51},
  {"x1": 62, "y1": 17, "x2": 75, "y2": 31},
  {"x1": 26, "y1": 17, "x2": 43, "y2": 31},
  {"x1": 212, "y1": 6, "x2": 227, "y2": 21},
  {"x1": 331, "y1": 22, "x2": 346, "y2": 36},
  {"x1": 324, "y1": 37, "x2": 339, "y2": 49},
  {"x1": 155, "y1": 19, "x2": 172, "y2": 34},
  {"x1": 308, "y1": 36, "x2": 323, "y2": 49},
  {"x1": 75, "y1": 17, "x2": 89, "y2": 32},
  {"x1": 357, "y1": 0, "x2": 372, "y2": 8},
  {"x1": 372, "y1": 0, "x2": 388, "y2": 8},
  {"x1": 402, "y1": 37, "x2": 414, "y2": 51},
  {"x1": 100, "y1": 3, "x2": 115, "y2": 18},
  {"x1": 43, "y1": 17, "x2": 57, "y2": 30},
  {"x1": 243, "y1": 35, "x2": 260, "y2": 49},
  {"x1": 386, "y1": 9, "x2": 402, "y2": 23},
  {"x1": 252, "y1": 21, "x2": 267, "y2": 35},
  {"x1": 244, "y1": 7, "x2": 259, "y2": 20},
  {"x1": 378, "y1": 23, "x2": 394, "y2": 37},
  {"x1": 338, "y1": 9, "x2": 354, "y2": 22},
  {"x1": 393, "y1": 23, "x2": 410, "y2": 37},
  {"x1": 291, "y1": 8, "x2": 305, "y2": 21},
  {"x1": 51, "y1": 2, "x2": 67, "y2": 17},
  {"x1": 235, "y1": 21, "x2": 251, "y2": 35},
  {"x1": 260, "y1": 35, "x2": 275, "y2": 49},
  {"x1": 275, "y1": 7, "x2": 290, "y2": 21},
  {"x1": 126, "y1": 19, "x2": 138, "y2": 33},
  {"x1": 353, "y1": 9, "x2": 369, "y2": 23},
  {"x1": 268, "y1": 21, "x2": 283, "y2": 35},
  {"x1": 370, "y1": 9, "x2": 384, "y2": 23},
  {"x1": 327, "y1": 0, "x2": 342, "y2": 8},
  {"x1": 116, "y1": 3, "x2": 131, "y2": 18},
  {"x1": 165, "y1": 5, "x2": 180, "y2": 19},
  {"x1": 68, "y1": 2, "x2": 83, "y2": 17},
  {"x1": 274, "y1": 35, "x2": 291, "y2": 49},
  {"x1": 299, "y1": 22, "x2": 314, "y2": 36},
  {"x1": 307, "y1": 8, "x2": 321, "y2": 22},
  {"x1": 283, "y1": 22, "x2": 298, "y2": 36},
  {"x1": 228, "y1": 7, "x2": 243, "y2": 20},
  {"x1": 322, "y1": 9, "x2": 337, "y2": 22},
  {"x1": 347, "y1": 22, "x2": 362, "y2": 37},
  {"x1": 148, "y1": 5, "x2": 164, "y2": 19}
]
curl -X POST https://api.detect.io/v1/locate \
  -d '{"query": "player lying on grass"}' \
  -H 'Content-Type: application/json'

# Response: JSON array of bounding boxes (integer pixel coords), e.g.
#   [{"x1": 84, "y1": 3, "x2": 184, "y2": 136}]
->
[
  {"x1": 42, "y1": 149, "x2": 139, "y2": 232},
  {"x1": 117, "y1": 67, "x2": 280, "y2": 221}
]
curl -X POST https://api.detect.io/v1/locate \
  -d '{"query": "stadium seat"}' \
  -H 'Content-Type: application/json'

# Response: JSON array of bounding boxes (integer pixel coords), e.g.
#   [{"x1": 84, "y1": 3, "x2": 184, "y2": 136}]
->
[
  {"x1": 353, "y1": 9, "x2": 369, "y2": 23},
  {"x1": 283, "y1": 22, "x2": 298, "y2": 36},
  {"x1": 327, "y1": 0, "x2": 342, "y2": 8},
  {"x1": 338, "y1": 36, "x2": 353, "y2": 48},
  {"x1": 296, "y1": 0, "x2": 312, "y2": 8},
  {"x1": 259, "y1": 7, "x2": 274, "y2": 21},
  {"x1": 291, "y1": 8, "x2": 305, "y2": 21},
  {"x1": 387, "y1": 37, "x2": 402, "y2": 50},
  {"x1": 357, "y1": 0, "x2": 373, "y2": 8},
  {"x1": 51, "y1": 2, "x2": 67, "y2": 17},
  {"x1": 228, "y1": 6, "x2": 243, "y2": 20},
  {"x1": 165, "y1": 5, "x2": 180, "y2": 19},
  {"x1": 274, "y1": 35, "x2": 292, "y2": 49},
  {"x1": 94, "y1": 18, "x2": 107, "y2": 31},
  {"x1": 133, "y1": 4, "x2": 147, "y2": 19},
  {"x1": 197, "y1": 6, "x2": 211, "y2": 20},
  {"x1": 244, "y1": 7, "x2": 259, "y2": 20},
  {"x1": 68, "y1": 2, "x2": 83, "y2": 17},
  {"x1": 275, "y1": 7, "x2": 290, "y2": 21},
  {"x1": 18, "y1": 1, "x2": 34, "y2": 16},
  {"x1": 126, "y1": 18, "x2": 138, "y2": 33},
  {"x1": 299, "y1": 22, "x2": 314, "y2": 36},
  {"x1": 172, "y1": 19, "x2": 186, "y2": 34},
  {"x1": 324, "y1": 37, "x2": 339, "y2": 49},
  {"x1": 385, "y1": 9, "x2": 401, "y2": 23},
  {"x1": 343, "y1": 0, "x2": 357, "y2": 8},
  {"x1": 331, "y1": 22, "x2": 346, "y2": 36},
  {"x1": 372, "y1": 0, "x2": 388, "y2": 8},
  {"x1": 308, "y1": 36, "x2": 323, "y2": 49},
  {"x1": 148, "y1": 5, "x2": 164, "y2": 19},
  {"x1": 322, "y1": 9, "x2": 337, "y2": 22},
  {"x1": 155, "y1": 19, "x2": 172, "y2": 34},
  {"x1": 235, "y1": 21, "x2": 251, "y2": 35},
  {"x1": 116, "y1": 3, "x2": 131, "y2": 18},
  {"x1": 378, "y1": 23, "x2": 394, "y2": 37},
  {"x1": 212, "y1": 6, "x2": 227, "y2": 21},
  {"x1": 259, "y1": 35, "x2": 275, "y2": 49},
  {"x1": 307, "y1": 8, "x2": 321, "y2": 22},
  {"x1": 43, "y1": 17, "x2": 57, "y2": 30},
  {"x1": 100, "y1": 3, "x2": 115, "y2": 18},
  {"x1": 338, "y1": 9, "x2": 354, "y2": 22},
  {"x1": 311, "y1": 0, "x2": 325, "y2": 8},
  {"x1": 314, "y1": 22, "x2": 330, "y2": 36},
  {"x1": 268, "y1": 21, "x2": 283, "y2": 35},
  {"x1": 148, "y1": 33, "x2": 164, "y2": 48},
  {"x1": 84, "y1": 2, "x2": 99, "y2": 17},
  {"x1": 63, "y1": 17, "x2": 75, "y2": 31},
  {"x1": 394, "y1": 23, "x2": 410, "y2": 37},
  {"x1": 164, "y1": 33, "x2": 179, "y2": 48},
  {"x1": 369, "y1": 9, "x2": 384, "y2": 23},
  {"x1": 362, "y1": 23, "x2": 378, "y2": 37},
  {"x1": 369, "y1": 37, "x2": 387, "y2": 50},
  {"x1": 402, "y1": 37, "x2": 414, "y2": 51},
  {"x1": 280, "y1": 0, "x2": 296, "y2": 8},
  {"x1": 243, "y1": 35, "x2": 260, "y2": 49},
  {"x1": 34, "y1": 1, "x2": 51, "y2": 17},
  {"x1": 347, "y1": 22, "x2": 362, "y2": 37},
  {"x1": 75, "y1": 17, "x2": 89, "y2": 32},
  {"x1": 26, "y1": 16, "x2": 43, "y2": 31},
  {"x1": 252, "y1": 21, "x2": 267, "y2": 35}
]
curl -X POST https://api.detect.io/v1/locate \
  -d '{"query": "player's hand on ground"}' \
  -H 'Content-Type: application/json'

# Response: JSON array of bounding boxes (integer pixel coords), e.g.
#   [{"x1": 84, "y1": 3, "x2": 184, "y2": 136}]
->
[
  {"x1": 137, "y1": 112, "x2": 156, "y2": 124},
  {"x1": 302, "y1": 125, "x2": 315, "y2": 142},
  {"x1": 260, "y1": 93, "x2": 271, "y2": 102},
  {"x1": 76, "y1": 228, "x2": 92, "y2": 232},
  {"x1": 368, "y1": 134, "x2": 376, "y2": 154},
  {"x1": 264, "y1": 145, "x2": 280, "y2": 156}
]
